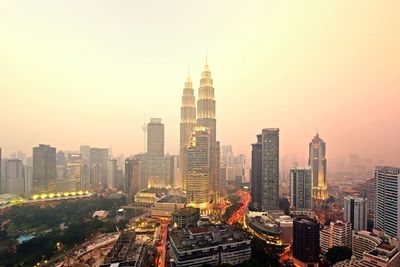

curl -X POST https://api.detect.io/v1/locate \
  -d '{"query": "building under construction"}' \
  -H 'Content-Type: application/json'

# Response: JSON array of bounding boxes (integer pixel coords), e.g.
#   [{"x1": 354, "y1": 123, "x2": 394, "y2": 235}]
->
[{"x1": 101, "y1": 230, "x2": 148, "y2": 267}]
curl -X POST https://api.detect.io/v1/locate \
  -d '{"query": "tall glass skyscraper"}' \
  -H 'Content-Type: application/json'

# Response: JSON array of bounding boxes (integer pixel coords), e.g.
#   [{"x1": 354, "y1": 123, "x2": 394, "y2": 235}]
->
[
  {"x1": 186, "y1": 126, "x2": 210, "y2": 208},
  {"x1": 33, "y1": 144, "x2": 56, "y2": 192},
  {"x1": 251, "y1": 134, "x2": 262, "y2": 209},
  {"x1": 290, "y1": 166, "x2": 312, "y2": 211},
  {"x1": 308, "y1": 132, "x2": 327, "y2": 200},
  {"x1": 261, "y1": 128, "x2": 279, "y2": 211},
  {"x1": 196, "y1": 57, "x2": 220, "y2": 203},
  {"x1": 375, "y1": 166, "x2": 400, "y2": 240},
  {"x1": 180, "y1": 72, "x2": 196, "y2": 190},
  {"x1": 147, "y1": 118, "x2": 164, "y2": 157}
]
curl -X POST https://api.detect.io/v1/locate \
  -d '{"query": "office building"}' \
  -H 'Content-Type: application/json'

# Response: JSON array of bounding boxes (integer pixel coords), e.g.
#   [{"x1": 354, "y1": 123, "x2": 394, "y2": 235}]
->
[
  {"x1": 80, "y1": 145, "x2": 91, "y2": 161},
  {"x1": 33, "y1": 144, "x2": 56, "y2": 192},
  {"x1": 375, "y1": 166, "x2": 400, "y2": 240},
  {"x1": 23, "y1": 165, "x2": 32, "y2": 196},
  {"x1": 352, "y1": 229, "x2": 399, "y2": 262},
  {"x1": 320, "y1": 220, "x2": 352, "y2": 254},
  {"x1": 180, "y1": 71, "x2": 196, "y2": 190},
  {"x1": 196, "y1": 57, "x2": 220, "y2": 203},
  {"x1": 344, "y1": 196, "x2": 367, "y2": 231},
  {"x1": 290, "y1": 166, "x2": 312, "y2": 211},
  {"x1": 107, "y1": 159, "x2": 118, "y2": 190},
  {"x1": 293, "y1": 216, "x2": 320, "y2": 267},
  {"x1": 147, "y1": 118, "x2": 164, "y2": 157},
  {"x1": 186, "y1": 127, "x2": 210, "y2": 208},
  {"x1": 89, "y1": 148, "x2": 108, "y2": 190},
  {"x1": 261, "y1": 128, "x2": 280, "y2": 211},
  {"x1": 251, "y1": 134, "x2": 262, "y2": 209},
  {"x1": 65, "y1": 153, "x2": 82, "y2": 191},
  {"x1": 125, "y1": 157, "x2": 141, "y2": 198},
  {"x1": 308, "y1": 132, "x2": 327, "y2": 200},
  {"x1": 169, "y1": 224, "x2": 251, "y2": 266},
  {"x1": 361, "y1": 242, "x2": 400, "y2": 267}
]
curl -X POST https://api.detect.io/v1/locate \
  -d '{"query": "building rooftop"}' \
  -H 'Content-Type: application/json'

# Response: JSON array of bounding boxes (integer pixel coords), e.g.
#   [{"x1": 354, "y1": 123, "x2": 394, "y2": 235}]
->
[
  {"x1": 172, "y1": 207, "x2": 200, "y2": 216},
  {"x1": 170, "y1": 224, "x2": 249, "y2": 252},
  {"x1": 157, "y1": 195, "x2": 186, "y2": 204}
]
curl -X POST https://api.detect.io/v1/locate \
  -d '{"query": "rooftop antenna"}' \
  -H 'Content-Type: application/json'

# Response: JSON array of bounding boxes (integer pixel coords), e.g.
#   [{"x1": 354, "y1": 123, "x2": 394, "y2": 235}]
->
[{"x1": 142, "y1": 114, "x2": 147, "y2": 153}]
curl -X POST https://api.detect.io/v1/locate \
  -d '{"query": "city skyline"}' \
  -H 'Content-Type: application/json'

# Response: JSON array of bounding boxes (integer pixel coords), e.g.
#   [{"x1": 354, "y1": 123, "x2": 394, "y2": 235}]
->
[{"x1": 1, "y1": 1, "x2": 400, "y2": 166}]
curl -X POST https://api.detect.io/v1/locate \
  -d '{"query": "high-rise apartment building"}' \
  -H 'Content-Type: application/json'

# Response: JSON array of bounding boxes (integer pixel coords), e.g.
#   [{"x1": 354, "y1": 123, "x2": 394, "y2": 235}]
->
[
  {"x1": 147, "y1": 118, "x2": 164, "y2": 157},
  {"x1": 308, "y1": 132, "x2": 327, "y2": 200},
  {"x1": 293, "y1": 216, "x2": 320, "y2": 267},
  {"x1": 196, "y1": 58, "x2": 220, "y2": 203},
  {"x1": 180, "y1": 72, "x2": 196, "y2": 190},
  {"x1": 186, "y1": 127, "x2": 210, "y2": 208},
  {"x1": 89, "y1": 148, "x2": 108, "y2": 190},
  {"x1": 33, "y1": 144, "x2": 56, "y2": 192},
  {"x1": 320, "y1": 220, "x2": 352, "y2": 254},
  {"x1": 344, "y1": 196, "x2": 368, "y2": 231},
  {"x1": 261, "y1": 128, "x2": 280, "y2": 211},
  {"x1": 290, "y1": 166, "x2": 312, "y2": 211},
  {"x1": 251, "y1": 134, "x2": 262, "y2": 209},
  {"x1": 375, "y1": 166, "x2": 400, "y2": 240}
]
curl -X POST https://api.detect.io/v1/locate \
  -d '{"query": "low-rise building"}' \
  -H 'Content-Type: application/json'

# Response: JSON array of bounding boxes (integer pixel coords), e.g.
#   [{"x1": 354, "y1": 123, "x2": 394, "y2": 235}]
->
[
  {"x1": 352, "y1": 229, "x2": 399, "y2": 261},
  {"x1": 172, "y1": 207, "x2": 200, "y2": 228},
  {"x1": 169, "y1": 224, "x2": 251, "y2": 266},
  {"x1": 150, "y1": 195, "x2": 186, "y2": 219},
  {"x1": 245, "y1": 211, "x2": 282, "y2": 245}
]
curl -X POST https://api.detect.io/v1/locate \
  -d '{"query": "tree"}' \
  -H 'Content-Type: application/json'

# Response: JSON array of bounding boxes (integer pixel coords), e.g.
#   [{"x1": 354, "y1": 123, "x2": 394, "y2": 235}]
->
[
  {"x1": 279, "y1": 197, "x2": 290, "y2": 215},
  {"x1": 326, "y1": 246, "x2": 352, "y2": 265}
]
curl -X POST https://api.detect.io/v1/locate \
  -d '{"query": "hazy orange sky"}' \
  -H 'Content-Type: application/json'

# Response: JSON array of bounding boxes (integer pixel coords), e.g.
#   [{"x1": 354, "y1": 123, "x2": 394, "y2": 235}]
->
[{"x1": 1, "y1": 1, "x2": 399, "y2": 166}]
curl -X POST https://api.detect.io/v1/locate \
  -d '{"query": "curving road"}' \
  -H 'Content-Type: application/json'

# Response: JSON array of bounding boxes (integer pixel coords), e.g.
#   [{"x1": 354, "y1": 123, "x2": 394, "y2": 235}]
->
[{"x1": 228, "y1": 190, "x2": 251, "y2": 225}]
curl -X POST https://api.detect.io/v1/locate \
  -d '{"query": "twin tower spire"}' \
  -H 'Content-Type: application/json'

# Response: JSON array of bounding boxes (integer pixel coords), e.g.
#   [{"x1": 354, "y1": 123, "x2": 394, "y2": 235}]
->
[{"x1": 179, "y1": 55, "x2": 219, "y2": 202}]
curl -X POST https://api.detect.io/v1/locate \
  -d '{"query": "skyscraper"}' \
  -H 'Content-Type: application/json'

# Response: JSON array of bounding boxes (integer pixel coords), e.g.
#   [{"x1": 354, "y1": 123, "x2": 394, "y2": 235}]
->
[
  {"x1": 147, "y1": 118, "x2": 164, "y2": 157},
  {"x1": 33, "y1": 144, "x2": 56, "y2": 192},
  {"x1": 293, "y1": 216, "x2": 320, "y2": 267},
  {"x1": 375, "y1": 166, "x2": 400, "y2": 240},
  {"x1": 180, "y1": 71, "x2": 196, "y2": 190},
  {"x1": 23, "y1": 165, "x2": 32, "y2": 196},
  {"x1": 308, "y1": 132, "x2": 327, "y2": 200},
  {"x1": 66, "y1": 153, "x2": 83, "y2": 189},
  {"x1": 344, "y1": 196, "x2": 367, "y2": 231},
  {"x1": 186, "y1": 126, "x2": 210, "y2": 208},
  {"x1": 262, "y1": 128, "x2": 280, "y2": 211},
  {"x1": 290, "y1": 166, "x2": 312, "y2": 211},
  {"x1": 4, "y1": 159, "x2": 24, "y2": 195},
  {"x1": 125, "y1": 157, "x2": 140, "y2": 199},
  {"x1": 196, "y1": 57, "x2": 220, "y2": 203},
  {"x1": 251, "y1": 134, "x2": 262, "y2": 209},
  {"x1": 89, "y1": 148, "x2": 108, "y2": 190},
  {"x1": 0, "y1": 148, "x2": 2, "y2": 193},
  {"x1": 107, "y1": 159, "x2": 118, "y2": 189}
]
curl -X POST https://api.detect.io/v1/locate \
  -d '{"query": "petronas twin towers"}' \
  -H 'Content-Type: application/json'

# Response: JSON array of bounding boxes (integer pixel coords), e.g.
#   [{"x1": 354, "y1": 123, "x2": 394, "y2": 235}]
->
[{"x1": 180, "y1": 56, "x2": 220, "y2": 207}]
